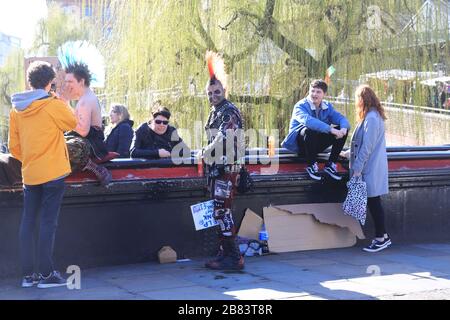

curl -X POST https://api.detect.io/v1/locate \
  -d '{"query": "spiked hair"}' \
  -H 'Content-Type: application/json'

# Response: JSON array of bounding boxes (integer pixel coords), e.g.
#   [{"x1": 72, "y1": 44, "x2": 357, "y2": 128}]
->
[
  {"x1": 64, "y1": 62, "x2": 92, "y2": 87},
  {"x1": 205, "y1": 50, "x2": 227, "y2": 90}
]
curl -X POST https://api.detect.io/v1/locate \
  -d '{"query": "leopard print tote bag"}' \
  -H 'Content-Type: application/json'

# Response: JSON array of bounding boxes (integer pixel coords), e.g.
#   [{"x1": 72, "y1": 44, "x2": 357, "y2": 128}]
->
[{"x1": 343, "y1": 176, "x2": 367, "y2": 225}]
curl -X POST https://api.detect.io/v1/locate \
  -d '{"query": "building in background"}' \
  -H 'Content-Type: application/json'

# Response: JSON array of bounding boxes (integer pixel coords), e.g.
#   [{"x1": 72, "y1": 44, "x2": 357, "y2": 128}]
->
[
  {"x1": 46, "y1": 0, "x2": 113, "y2": 37},
  {"x1": 0, "y1": 32, "x2": 21, "y2": 67},
  {"x1": 399, "y1": 0, "x2": 449, "y2": 73}
]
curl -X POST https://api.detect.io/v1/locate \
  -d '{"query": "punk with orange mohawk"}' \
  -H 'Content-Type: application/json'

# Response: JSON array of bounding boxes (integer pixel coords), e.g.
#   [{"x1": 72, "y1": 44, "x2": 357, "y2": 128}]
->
[
  {"x1": 201, "y1": 50, "x2": 246, "y2": 271},
  {"x1": 205, "y1": 50, "x2": 227, "y2": 89}
]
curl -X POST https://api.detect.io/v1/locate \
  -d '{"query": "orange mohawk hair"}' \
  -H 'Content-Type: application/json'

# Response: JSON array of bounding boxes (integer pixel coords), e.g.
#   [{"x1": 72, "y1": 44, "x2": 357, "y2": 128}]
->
[
  {"x1": 207, "y1": 56, "x2": 215, "y2": 79},
  {"x1": 205, "y1": 50, "x2": 227, "y2": 89}
]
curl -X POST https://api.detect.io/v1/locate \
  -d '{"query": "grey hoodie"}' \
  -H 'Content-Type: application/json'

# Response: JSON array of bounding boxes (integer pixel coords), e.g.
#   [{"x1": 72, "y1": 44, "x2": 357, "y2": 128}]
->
[{"x1": 11, "y1": 89, "x2": 50, "y2": 111}]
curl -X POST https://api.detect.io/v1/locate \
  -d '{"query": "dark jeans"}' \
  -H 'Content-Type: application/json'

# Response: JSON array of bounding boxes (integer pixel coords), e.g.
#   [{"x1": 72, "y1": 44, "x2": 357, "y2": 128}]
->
[
  {"x1": 20, "y1": 177, "x2": 66, "y2": 276},
  {"x1": 368, "y1": 196, "x2": 387, "y2": 238},
  {"x1": 297, "y1": 128, "x2": 348, "y2": 165}
]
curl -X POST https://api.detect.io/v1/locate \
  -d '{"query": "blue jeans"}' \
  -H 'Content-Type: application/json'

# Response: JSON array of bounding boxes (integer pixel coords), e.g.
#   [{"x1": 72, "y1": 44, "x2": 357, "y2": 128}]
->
[{"x1": 20, "y1": 177, "x2": 66, "y2": 276}]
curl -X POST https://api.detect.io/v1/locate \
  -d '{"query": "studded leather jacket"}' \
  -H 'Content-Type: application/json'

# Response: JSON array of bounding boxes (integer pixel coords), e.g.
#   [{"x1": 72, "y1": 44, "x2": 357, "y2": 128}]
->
[{"x1": 203, "y1": 99, "x2": 244, "y2": 168}]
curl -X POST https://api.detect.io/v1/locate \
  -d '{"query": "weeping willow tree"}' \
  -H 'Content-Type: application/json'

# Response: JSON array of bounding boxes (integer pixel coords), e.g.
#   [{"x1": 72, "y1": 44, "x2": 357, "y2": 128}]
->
[
  {"x1": 93, "y1": 0, "x2": 448, "y2": 147},
  {"x1": 0, "y1": 2, "x2": 90, "y2": 145},
  {"x1": 0, "y1": 49, "x2": 25, "y2": 145},
  {"x1": 31, "y1": 2, "x2": 89, "y2": 56}
]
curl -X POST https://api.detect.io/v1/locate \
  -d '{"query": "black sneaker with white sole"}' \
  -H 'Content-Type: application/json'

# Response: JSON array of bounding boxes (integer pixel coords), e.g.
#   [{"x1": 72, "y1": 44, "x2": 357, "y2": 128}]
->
[
  {"x1": 363, "y1": 237, "x2": 392, "y2": 253},
  {"x1": 324, "y1": 162, "x2": 342, "y2": 180},
  {"x1": 305, "y1": 162, "x2": 321, "y2": 180},
  {"x1": 37, "y1": 271, "x2": 67, "y2": 288},
  {"x1": 21, "y1": 273, "x2": 40, "y2": 288}
]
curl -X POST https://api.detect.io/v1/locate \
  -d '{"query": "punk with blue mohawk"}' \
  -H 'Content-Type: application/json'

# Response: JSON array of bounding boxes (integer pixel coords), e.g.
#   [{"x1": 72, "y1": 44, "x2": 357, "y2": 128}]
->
[
  {"x1": 57, "y1": 40, "x2": 105, "y2": 88},
  {"x1": 64, "y1": 62, "x2": 92, "y2": 88}
]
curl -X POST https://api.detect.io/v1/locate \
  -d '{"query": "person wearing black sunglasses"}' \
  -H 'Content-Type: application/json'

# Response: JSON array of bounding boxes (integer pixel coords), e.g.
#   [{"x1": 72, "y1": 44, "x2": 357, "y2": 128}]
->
[{"x1": 130, "y1": 105, "x2": 189, "y2": 159}]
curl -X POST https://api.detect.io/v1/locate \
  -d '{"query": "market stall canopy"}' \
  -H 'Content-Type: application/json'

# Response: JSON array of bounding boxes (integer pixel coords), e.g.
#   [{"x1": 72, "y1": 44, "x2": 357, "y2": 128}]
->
[
  {"x1": 420, "y1": 76, "x2": 450, "y2": 86},
  {"x1": 360, "y1": 69, "x2": 438, "y2": 82}
]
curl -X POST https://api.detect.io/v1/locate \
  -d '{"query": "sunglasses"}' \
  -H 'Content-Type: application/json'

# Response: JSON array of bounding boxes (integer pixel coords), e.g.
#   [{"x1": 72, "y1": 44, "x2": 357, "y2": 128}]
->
[{"x1": 154, "y1": 120, "x2": 169, "y2": 125}]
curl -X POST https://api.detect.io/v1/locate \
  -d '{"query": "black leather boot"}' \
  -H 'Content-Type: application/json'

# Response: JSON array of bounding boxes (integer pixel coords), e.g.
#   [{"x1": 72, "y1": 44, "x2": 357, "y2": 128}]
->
[{"x1": 205, "y1": 236, "x2": 244, "y2": 270}]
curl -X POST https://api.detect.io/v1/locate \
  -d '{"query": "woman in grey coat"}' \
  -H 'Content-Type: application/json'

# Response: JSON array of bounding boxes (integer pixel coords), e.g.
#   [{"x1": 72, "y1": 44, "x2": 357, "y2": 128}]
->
[{"x1": 348, "y1": 85, "x2": 390, "y2": 252}]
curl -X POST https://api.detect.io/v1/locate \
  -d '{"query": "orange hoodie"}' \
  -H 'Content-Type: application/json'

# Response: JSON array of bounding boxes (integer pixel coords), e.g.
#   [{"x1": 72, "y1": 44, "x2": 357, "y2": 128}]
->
[{"x1": 8, "y1": 95, "x2": 77, "y2": 185}]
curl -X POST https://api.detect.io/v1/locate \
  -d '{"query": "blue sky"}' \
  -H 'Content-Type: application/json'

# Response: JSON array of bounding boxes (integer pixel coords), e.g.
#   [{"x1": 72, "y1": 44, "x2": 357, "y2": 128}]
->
[{"x1": 0, "y1": 0, "x2": 48, "y2": 49}]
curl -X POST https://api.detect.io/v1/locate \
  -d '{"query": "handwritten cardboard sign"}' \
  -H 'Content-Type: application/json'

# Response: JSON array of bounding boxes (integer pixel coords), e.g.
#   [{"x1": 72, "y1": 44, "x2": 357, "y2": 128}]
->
[{"x1": 190, "y1": 200, "x2": 217, "y2": 231}]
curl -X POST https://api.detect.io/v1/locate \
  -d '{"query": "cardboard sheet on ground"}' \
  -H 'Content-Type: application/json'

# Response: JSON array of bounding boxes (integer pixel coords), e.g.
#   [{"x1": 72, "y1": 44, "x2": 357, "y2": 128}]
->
[
  {"x1": 238, "y1": 209, "x2": 264, "y2": 240},
  {"x1": 263, "y1": 203, "x2": 365, "y2": 253}
]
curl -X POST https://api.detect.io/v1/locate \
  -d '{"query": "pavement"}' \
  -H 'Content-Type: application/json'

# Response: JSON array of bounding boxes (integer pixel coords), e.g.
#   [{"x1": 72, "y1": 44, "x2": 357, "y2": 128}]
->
[{"x1": 2, "y1": 242, "x2": 450, "y2": 300}]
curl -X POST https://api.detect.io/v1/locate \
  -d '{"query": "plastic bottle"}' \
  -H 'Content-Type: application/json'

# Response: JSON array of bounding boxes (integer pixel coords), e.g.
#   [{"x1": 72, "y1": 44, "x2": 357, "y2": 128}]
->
[
  {"x1": 197, "y1": 151, "x2": 204, "y2": 177},
  {"x1": 268, "y1": 136, "x2": 275, "y2": 157},
  {"x1": 259, "y1": 224, "x2": 269, "y2": 254}
]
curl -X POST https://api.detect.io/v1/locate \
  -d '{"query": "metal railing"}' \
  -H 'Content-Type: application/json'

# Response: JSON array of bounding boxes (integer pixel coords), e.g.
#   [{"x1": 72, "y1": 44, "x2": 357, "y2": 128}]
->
[{"x1": 327, "y1": 96, "x2": 450, "y2": 116}]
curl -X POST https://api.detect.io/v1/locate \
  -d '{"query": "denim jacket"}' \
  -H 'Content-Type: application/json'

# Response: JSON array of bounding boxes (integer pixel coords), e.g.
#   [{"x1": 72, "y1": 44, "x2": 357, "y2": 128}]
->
[{"x1": 281, "y1": 98, "x2": 350, "y2": 153}]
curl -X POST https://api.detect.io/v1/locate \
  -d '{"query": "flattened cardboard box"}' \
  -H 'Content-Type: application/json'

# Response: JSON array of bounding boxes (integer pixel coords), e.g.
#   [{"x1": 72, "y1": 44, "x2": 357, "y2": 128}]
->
[
  {"x1": 263, "y1": 203, "x2": 365, "y2": 253},
  {"x1": 238, "y1": 208, "x2": 264, "y2": 240}
]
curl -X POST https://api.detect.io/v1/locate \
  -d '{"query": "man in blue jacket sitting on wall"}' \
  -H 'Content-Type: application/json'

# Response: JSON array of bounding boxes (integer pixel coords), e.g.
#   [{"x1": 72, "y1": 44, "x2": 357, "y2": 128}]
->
[{"x1": 282, "y1": 79, "x2": 350, "y2": 181}]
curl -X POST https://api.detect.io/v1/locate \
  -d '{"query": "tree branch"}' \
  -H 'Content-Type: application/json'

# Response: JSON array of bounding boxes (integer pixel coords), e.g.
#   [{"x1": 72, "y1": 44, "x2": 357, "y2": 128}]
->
[
  {"x1": 260, "y1": 0, "x2": 321, "y2": 76},
  {"x1": 219, "y1": 13, "x2": 239, "y2": 30},
  {"x1": 380, "y1": 15, "x2": 397, "y2": 35},
  {"x1": 333, "y1": 46, "x2": 379, "y2": 62},
  {"x1": 191, "y1": 6, "x2": 217, "y2": 51},
  {"x1": 0, "y1": 72, "x2": 11, "y2": 106},
  {"x1": 228, "y1": 42, "x2": 261, "y2": 69},
  {"x1": 269, "y1": 26, "x2": 321, "y2": 75},
  {"x1": 259, "y1": 0, "x2": 276, "y2": 36},
  {"x1": 228, "y1": 94, "x2": 283, "y2": 108}
]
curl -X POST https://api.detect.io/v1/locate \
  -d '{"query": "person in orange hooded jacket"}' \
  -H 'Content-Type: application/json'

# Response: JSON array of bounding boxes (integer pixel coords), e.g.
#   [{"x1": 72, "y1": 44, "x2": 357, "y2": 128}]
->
[{"x1": 9, "y1": 61, "x2": 76, "y2": 288}]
